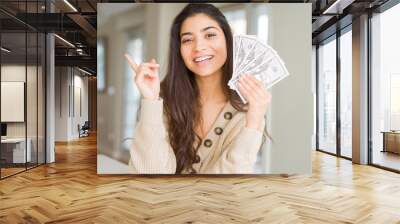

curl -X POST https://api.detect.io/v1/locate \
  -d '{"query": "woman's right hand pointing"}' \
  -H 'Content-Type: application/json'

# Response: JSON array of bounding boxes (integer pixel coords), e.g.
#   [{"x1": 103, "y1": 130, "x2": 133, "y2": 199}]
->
[{"x1": 124, "y1": 54, "x2": 160, "y2": 101}]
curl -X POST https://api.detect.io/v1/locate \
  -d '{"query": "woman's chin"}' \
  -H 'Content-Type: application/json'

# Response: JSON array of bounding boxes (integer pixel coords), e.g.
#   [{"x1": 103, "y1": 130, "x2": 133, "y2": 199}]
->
[{"x1": 193, "y1": 69, "x2": 219, "y2": 77}]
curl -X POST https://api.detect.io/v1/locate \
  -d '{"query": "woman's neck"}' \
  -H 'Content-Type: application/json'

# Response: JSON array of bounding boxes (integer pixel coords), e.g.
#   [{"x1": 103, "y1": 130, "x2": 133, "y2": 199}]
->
[{"x1": 195, "y1": 70, "x2": 227, "y2": 105}]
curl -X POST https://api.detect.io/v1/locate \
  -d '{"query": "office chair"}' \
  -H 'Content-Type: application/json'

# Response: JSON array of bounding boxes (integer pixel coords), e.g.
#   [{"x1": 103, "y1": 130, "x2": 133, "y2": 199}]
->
[{"x1": 79, "y1": 121, "x2": 90, "y2": 138}]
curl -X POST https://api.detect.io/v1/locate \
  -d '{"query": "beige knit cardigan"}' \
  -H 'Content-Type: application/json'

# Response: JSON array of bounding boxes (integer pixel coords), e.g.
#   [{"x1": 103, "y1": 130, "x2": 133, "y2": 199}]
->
[{"x1": 128, "y1": 99, "x2": 265, "y2": 174}]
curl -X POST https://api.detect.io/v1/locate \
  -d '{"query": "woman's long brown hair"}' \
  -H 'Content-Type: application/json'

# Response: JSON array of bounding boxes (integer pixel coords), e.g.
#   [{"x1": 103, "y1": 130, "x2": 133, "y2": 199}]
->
[{"x1": 160, "y1": 3, "x2": 257, "y2": 174}]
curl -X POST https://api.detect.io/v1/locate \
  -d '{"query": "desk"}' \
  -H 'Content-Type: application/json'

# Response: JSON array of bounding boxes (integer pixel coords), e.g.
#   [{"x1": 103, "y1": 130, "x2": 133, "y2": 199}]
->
[
  {"x1": 1, "y1": 138, "x2": 31, "y2": 163},
  {"x1": 382, "y1": 131, "x2": 400, "y2": 154}
]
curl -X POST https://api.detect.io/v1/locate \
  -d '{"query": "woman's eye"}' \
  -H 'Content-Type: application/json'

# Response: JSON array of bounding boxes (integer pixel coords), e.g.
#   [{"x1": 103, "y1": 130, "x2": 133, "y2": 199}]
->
[
  {"x1": 182, "y1": 39, "x2": 192, "y2": 43},
  {"x1": 206, "y1": 33, "x2": 216, "y2": 38}
]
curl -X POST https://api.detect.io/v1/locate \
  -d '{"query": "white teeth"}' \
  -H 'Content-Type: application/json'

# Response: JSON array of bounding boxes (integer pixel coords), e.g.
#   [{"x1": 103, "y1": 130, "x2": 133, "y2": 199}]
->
[{"x1": 194, "y1": 55, "x2": 213, "y2": 62}]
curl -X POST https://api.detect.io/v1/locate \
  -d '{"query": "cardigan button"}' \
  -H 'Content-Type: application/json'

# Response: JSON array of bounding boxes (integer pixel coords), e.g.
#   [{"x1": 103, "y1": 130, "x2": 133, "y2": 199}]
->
[
  {"x1": 204, "y1": 139, "x2": 213, "y2": 147},
  {"x1": 214, "y1": 127, "x2": 223, "y2": 135},
  {"x1": 224, "y1": 112, "x2": 232, "y2": 120}
]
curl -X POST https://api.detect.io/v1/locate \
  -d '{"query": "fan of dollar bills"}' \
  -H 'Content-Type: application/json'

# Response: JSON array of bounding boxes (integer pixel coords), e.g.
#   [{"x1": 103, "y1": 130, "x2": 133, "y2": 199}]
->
[{"x1": 229, "y1": 35, "x2": 290, "y2": 103}]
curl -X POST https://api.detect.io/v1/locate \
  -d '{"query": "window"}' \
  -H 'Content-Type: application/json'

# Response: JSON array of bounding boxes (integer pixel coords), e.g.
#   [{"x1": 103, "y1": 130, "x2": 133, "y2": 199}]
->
[
  {"x1": 223, "y1": 8, "x2": 246, "y2": 35},
  {"x1": 390, "y1": 74, "x2": 400, "y2": 130},
  {"x1": 97, "y1": 39, "x2": 106, "y2": 92},
  {"x1": 340, "y1": 28, "x2": 352, "y2": 158},
  {"x1": 256, "y1": 5, "x2": 268, "y2": 44},
  {"x1": 222, "y1": 4, "x2": 268, "y2": 43},
  {"x1": 121, "y1": 31, "x2": 144, "y2": 151},
  {"x1": 317, "y1": 37, "x2": 337, "y2": 154},
  {"x1": 371, "y1": 2, "x2": 400, "y2": 171}
]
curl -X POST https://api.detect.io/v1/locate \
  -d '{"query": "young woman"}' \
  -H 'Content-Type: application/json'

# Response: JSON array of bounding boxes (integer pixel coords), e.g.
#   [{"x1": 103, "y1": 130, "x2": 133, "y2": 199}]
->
[{"x1": 125, "y1": 3, "x2": 271, "y2": 174}]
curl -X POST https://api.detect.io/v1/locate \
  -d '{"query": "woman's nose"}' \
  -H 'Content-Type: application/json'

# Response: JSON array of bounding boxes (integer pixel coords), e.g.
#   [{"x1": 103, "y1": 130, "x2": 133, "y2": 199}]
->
[{"x1": 194, "y1": 39, "x2": 207, "y2": 52}]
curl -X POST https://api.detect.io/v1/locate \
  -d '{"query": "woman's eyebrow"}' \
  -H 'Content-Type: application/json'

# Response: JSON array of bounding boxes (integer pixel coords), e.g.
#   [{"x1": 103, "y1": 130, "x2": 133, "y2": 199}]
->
[
  {"x1": 201, "y1": 26, "x2": 218, "y2": 32},
  {"x1": 181, "y1": 26, "x2": 219, "y2": 38}
]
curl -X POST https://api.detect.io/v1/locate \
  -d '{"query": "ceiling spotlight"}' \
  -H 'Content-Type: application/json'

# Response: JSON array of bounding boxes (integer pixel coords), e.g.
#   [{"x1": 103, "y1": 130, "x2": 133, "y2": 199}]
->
[
  {"x1": 322, "y1": 0, "x2": 354, "y2": 15},
  {"x1": 78, "y1": 67, "x2": 92, "y2": 76},
  {"x1": 54, "y1": 34, "x2": 75, "y2": 48},
  {"x1": 1, "y1": 47, "x2": 11, "y2": 53},
  {"x1": 63, "y1": 0, "x2": 78, "y2": 12}
]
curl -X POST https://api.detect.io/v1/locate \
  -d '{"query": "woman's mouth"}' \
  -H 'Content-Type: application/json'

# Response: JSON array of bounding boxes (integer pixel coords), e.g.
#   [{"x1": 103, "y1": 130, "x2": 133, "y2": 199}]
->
[{"x1": 193, "y1": 55, "x2": 214, "y2": 65}]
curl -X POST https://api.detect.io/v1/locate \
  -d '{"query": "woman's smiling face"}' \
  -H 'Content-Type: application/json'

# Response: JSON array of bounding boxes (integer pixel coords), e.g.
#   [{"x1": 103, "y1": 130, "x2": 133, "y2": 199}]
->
[{"x1": 180, "y1": 13, "x2": 227, "y2": 77}]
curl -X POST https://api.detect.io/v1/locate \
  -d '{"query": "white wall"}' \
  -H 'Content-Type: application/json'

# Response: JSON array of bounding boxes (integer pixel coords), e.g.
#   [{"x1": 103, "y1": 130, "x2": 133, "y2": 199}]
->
[
  {"x1": 1, "y1": 63, "x2": 46, "y2": 164},
  {"x1": 55, "y1": 67, "x2": 69, "y2": 141},
  {"x1": 71, "y1": 70, "x2": 89, "y2": 138},
  {"x1": 54, "y1": 67, "x2": 89, "y2": 141},
  {"x1": 265, "y1": 4, "x2": 312, "y2": 174},
  {"x1": 1, "y1": 66, "x2": 26, "y2": 133},
  {"x1": 1, "y1": 65, "x2": 39, "y2": 138}
]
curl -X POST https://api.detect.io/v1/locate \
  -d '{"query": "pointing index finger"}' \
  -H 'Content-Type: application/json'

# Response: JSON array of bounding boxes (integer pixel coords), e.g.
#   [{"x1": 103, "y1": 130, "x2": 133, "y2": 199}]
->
[{"x1": 124, "y1": 53, "x2": 138, "y2": 72}]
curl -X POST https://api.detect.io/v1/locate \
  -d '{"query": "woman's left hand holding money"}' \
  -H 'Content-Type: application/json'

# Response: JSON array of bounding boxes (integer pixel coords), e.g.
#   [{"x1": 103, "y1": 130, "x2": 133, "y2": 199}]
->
[{"x1": 237, "y1": 74, "x2": 271, "y2": 132}]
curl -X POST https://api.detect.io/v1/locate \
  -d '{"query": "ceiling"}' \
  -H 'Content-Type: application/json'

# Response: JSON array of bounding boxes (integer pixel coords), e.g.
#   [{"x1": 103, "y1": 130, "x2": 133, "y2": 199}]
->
[
  {"x1": 310, "y1": 0, "x2": 390, "y2": 44},
  {"x1": 0, "y1": 0, "x2": 99, "y2": 74},
  {"x1": 0, "y1": 0, "x2": 394, "y2": 75}
]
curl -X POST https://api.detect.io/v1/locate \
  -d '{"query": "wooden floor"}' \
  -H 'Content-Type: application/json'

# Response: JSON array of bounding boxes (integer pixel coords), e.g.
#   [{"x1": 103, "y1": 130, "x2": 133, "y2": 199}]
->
[
  {"x1": 1, "y1": 162, "x2": 45, "y2": 178},
  {"x1": 0, "y1": 167, "x2": 26, "y2": 178},
  {"x1": 373, "y1": 150, "x2": 400, "y2": 171},
  {"x1": 1, "y1": 134, "x2": 400, "y2": 223}
]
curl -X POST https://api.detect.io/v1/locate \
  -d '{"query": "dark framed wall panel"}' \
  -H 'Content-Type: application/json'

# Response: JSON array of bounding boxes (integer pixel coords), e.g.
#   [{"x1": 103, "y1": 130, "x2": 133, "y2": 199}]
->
[{"x1": 0, "y1": 0, "x2": 47, "y2": 180}]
